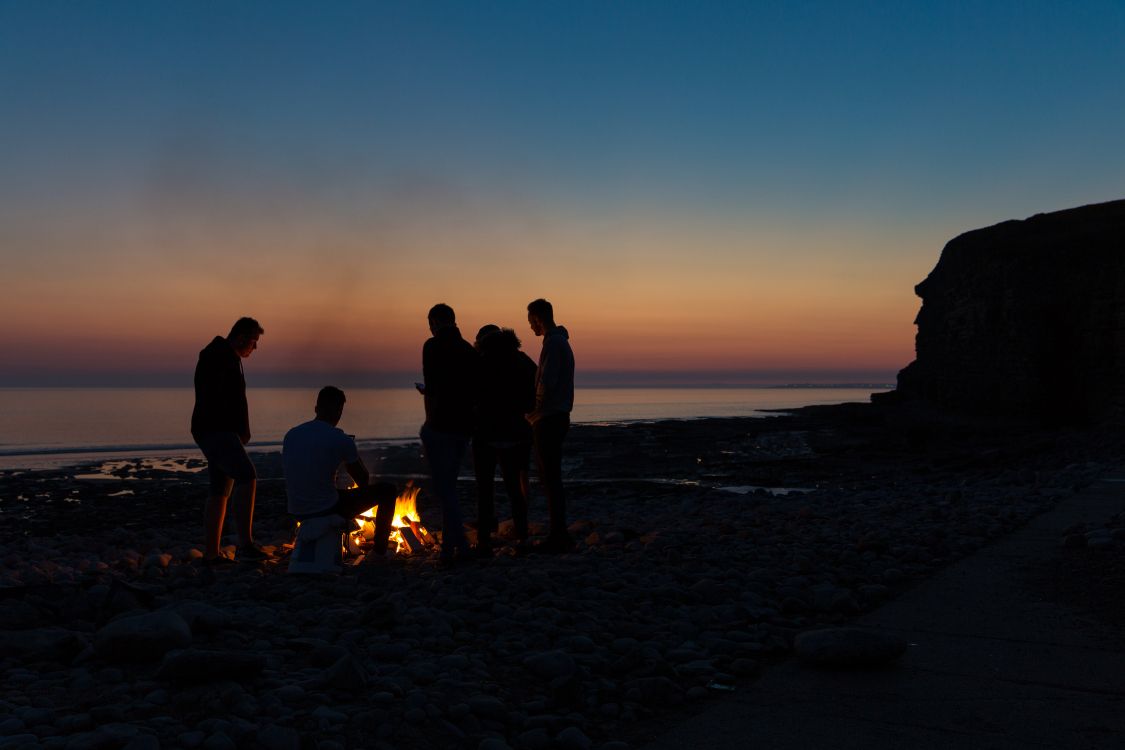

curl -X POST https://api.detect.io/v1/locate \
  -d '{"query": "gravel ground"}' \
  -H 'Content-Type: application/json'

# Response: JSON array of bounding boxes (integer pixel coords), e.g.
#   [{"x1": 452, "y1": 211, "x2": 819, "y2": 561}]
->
[{"x1": 1, "y1": 405, "x2": 1121, "y2": 750}]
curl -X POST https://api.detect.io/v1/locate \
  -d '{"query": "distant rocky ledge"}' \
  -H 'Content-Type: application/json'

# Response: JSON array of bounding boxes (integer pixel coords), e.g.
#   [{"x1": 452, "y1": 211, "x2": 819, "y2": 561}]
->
[{"x1": 891, "y1": 199, "x2": 1125, "y2": 423}]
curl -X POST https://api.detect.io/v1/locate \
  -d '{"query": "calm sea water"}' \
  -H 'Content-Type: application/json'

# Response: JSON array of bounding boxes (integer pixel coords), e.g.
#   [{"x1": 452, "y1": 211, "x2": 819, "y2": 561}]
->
[{"x1": 0, "y1": 387, "x2": 885, "y2": 469}]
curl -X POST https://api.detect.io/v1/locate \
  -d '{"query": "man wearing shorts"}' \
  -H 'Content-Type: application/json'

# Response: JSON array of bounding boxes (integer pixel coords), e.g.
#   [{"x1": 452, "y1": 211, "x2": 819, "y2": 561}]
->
[
  {"x1": 282, "y1": 386, "x2": 399, "y2": 557},
  {"x1": 191, "y1": 317, "x2": 266, "y2": 562}
]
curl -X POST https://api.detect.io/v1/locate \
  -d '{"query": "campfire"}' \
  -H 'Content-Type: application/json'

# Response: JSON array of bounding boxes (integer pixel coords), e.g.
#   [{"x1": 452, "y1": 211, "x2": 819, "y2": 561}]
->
[{"x1": 345, "y1": 482, "x2": 436, "y2": 557}]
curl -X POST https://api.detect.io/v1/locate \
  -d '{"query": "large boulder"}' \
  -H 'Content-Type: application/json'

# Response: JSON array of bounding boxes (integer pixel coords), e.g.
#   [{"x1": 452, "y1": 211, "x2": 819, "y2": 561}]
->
[
  {"x1": 893, "y1": 199, "x2": 1125, "y2": 423},
  {"x1": 94, "y1": 611, "x2": 192, "y2": 662}
]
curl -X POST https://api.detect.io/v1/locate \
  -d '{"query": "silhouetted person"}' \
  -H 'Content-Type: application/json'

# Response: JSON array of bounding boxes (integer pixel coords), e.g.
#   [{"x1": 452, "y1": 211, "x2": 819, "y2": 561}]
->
[
  {"x1": 283, "y1": 386, "x2": 398, "y2": 557},
  {"x1": 420, "y1": 303, "x2": 479, "y2": 565},
  {"x1": 191, "y1": 317, "x2": 267, "y2": 563},
  {"x1": 473, "y1": 325, "x2": 537, "y2": 553},
  {"x1": 526, "y1": 298, "x2": 575, "y2": 553}
]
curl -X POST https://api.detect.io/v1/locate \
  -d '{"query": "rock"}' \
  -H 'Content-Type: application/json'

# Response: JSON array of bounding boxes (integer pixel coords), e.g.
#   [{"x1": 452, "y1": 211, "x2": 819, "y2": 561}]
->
[
  {"x1": 203, "y1": 732, "x2": 236, "y2": 750},
  {"x1": 177, "y1": 731, "x2": 206, "y2": 748},
  {"x1": 95, "y1": 611, "x2": 192, "y2": 662},
  {"x1": 156, "y1": 649, "x2": 265, "y2": 684},
  {"x1": 144, "y1": 553, "x2": 173, "y2": 569},
  {"x1": 1085, "y1": 529, "x2": 1114, "y2": 547},
  {"x1": 1062, "y1": 534, "x2": 1087, "y2": 549},
  {"x1": 469, "y1": 695, "x2": 508, "y2": 721},
  {"x1": 478, "y1": 739, "x2": 512, "y2": 750},
  {"x1": 257, "y1": 725, "x2": 300, "y2": 750},
  {"x1": 0, "y1": 736, "x2": 39, "y2": 749},
  {"x1": 0, "y1": 719, "x2": 26, "y2": 735},
  {"x1": 163, "y1": 602, "x2": 231, "y2": 634},
  {"x1": 894, "y1": 199, "x2": 1125, "y2": 423},
  {"x1": 516, "y1": 729, "x2": 551, "y2": 750},
  {"x1": 123, "y1": 736, "x2": 161, "y2": 750},
  {"x1": 0, "y1": 601, "x2": 42, "y2": 629},
  {"x1": 312, "y1": 706, "x2": 347, "y2": 729},
  {"x1": 322, "y1": 654, "x2": 367, "y2": 690},
  {"x1": 522, "y1": 651, "x2": 577, "y2": 679},
  {"x1": 0, "y1": 627, "x2": 87, "y2": 664},
  {"x1": 794, "y1": 628, "x2": 908, "y2": 668},
  {"x1": 555, "y1": 727, "x2": 592, "y2": 750}
]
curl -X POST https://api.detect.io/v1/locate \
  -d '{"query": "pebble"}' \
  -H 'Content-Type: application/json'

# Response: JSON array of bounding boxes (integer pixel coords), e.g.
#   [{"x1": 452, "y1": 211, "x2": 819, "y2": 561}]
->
[{"x1": 0, "y1": 420, "x2": 1107, "y2": 750}]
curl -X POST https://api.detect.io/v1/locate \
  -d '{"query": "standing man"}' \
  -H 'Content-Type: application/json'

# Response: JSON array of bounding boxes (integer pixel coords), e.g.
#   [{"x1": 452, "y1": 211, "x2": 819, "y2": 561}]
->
[
  {"x1": 419, "y1": 303, "x2": 479, "y2": 566},
  {"x1": 283, "y1": 386, "x2": 398, "y2": 557},
  {"x1": 526, "y1": 298, "x2": 575, "y2": 553},
  {"x1": 191, "y1": 317, "x2": 268, "y2": 563}
]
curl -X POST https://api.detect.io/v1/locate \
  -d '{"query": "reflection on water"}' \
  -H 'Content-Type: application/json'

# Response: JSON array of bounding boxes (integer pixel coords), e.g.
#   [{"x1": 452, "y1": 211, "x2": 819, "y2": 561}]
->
[
  {"x1": 717, "y1": 485, "x2": 813, "y2": 496},
  {"x1": 1, "y1": 386, "x2": 883, "y2": 470}
]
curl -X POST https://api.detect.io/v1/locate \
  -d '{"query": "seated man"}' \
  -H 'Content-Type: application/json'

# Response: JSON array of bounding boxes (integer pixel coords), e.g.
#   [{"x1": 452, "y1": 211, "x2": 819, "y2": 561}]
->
[{"x1": 283, "y1": 386, "x2": 398, "y2": 558}]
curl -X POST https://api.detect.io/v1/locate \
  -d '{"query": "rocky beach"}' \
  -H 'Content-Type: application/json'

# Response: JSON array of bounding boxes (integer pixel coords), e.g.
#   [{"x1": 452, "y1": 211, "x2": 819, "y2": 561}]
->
[{"x1": 2, "y1": 403, "x2": 1124, "y2": 750}]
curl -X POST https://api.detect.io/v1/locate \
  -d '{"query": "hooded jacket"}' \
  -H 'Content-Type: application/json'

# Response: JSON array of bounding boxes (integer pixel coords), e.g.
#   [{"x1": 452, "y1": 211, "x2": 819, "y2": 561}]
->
[
  {"x1": 191, "y1": 336, "x2": 249, "y2": 438},
  {"x1": 531, "y1": 325, "x2": 574, "y2": 423}
]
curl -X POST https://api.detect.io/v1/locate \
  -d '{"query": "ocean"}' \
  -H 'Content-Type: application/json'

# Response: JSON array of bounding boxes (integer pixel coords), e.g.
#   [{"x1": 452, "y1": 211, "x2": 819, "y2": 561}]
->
[{"x1": 0, "y1": 386, "x2": 886, "y2": 469}]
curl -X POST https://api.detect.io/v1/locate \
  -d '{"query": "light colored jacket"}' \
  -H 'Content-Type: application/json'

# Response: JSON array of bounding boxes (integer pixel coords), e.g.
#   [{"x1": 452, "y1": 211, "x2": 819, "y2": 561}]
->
[{"x1": 531, "y1": 325, "x2": 574, "y2": 423}]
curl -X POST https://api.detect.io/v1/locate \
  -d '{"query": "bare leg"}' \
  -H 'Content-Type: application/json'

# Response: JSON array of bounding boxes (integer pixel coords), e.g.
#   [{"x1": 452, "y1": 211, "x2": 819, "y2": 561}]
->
[
  {"x1": 204, "y1": 493, "x2": 231, "y2": 559},
  {"x1": 231, "y1": 479, "x2": 258, "y2": 548}
]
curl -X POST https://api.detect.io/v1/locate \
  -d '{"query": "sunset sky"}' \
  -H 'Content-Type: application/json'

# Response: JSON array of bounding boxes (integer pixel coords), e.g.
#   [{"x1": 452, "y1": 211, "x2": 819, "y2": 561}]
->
[{"x1": 3, "y1": 1, "x2": 1124, "y2": 386}]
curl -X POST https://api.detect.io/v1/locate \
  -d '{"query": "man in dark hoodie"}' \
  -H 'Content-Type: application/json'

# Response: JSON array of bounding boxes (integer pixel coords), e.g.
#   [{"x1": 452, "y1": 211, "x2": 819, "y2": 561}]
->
[
  {"x1": 526, "y1": 298, "x2": 576, "y2": 553},
  {"x1": 473, "y1": 325, "x2": 537, "y2": 553},
  {"x1": 191, "y1": 317, "x2": 268, "y2": 563},
  {"x1": 420, "y1": 303, "x2": 479, "y2": 565}
]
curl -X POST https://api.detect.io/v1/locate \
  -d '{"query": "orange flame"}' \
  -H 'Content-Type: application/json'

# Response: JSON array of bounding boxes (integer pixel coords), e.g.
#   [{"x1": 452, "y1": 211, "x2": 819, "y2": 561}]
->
[{"x1": 350, "y1": 483, "x2": 423, "y2": 554}]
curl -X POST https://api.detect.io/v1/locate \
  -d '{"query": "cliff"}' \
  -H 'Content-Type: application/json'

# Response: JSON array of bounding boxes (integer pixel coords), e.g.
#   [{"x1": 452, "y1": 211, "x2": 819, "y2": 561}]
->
[{"x1": 895, "y1": 199, "x2": 1125, "y2": 423}]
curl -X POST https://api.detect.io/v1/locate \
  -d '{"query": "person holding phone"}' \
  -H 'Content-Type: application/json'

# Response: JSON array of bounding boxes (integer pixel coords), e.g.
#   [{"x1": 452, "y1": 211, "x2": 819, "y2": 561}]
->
[{"x1": 419, "y1": 303, "x2": 479, "y2": 566}]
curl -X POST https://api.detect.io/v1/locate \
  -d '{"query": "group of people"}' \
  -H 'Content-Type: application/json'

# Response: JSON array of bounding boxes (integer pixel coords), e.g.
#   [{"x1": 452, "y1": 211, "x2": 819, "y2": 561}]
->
[{"x1": 188, "y1": 298, "x2": 575, "y2": 566}]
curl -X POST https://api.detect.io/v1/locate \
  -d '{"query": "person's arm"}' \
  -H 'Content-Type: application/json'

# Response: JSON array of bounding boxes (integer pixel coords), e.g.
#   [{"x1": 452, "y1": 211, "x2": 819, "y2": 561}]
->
[
  {"x1": 345, "y1": 459, "x2": 370, "y2": 488},
  {"x1": 530, "y1": 339, "x2": 558, "y2": 420}
]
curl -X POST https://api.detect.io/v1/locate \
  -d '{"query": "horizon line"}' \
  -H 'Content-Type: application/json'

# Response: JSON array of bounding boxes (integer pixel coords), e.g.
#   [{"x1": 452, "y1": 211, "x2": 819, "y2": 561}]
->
[{"x1": 0, "y1": 369, "x2": 899, "y2": 389}]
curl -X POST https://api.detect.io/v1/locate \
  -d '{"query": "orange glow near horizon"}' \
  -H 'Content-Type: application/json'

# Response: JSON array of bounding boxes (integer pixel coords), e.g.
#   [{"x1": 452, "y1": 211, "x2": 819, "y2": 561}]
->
[{"x1": 0, "y1": 209, "x2": 932, "y2": 382}]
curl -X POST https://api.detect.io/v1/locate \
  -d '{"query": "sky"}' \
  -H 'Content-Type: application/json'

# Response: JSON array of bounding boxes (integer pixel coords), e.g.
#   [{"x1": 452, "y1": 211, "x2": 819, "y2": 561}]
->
[{"x1": 2, "y1": 1, "x2": 1124, "y2": 386}]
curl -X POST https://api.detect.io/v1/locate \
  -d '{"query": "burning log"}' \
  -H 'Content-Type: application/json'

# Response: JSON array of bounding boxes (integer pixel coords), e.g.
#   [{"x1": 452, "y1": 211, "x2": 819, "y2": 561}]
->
[
  {"x1": 397, "y1": 525, "x2": 425, "y2": 554},
  {"x1": 405, "y1": 516, "x2": 435, "y2": 548}
]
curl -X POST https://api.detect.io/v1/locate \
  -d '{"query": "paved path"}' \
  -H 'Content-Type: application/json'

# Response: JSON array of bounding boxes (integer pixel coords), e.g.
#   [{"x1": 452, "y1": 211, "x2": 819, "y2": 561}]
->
[{"x1": 643, "y1": 473, "x2": 1125, "y2": 749}]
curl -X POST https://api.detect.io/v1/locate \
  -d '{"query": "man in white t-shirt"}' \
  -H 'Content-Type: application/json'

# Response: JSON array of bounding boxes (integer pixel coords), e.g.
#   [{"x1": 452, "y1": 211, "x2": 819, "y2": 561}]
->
[{"x1": 282, "y1": 386, "x2": 398, "y2": 556}]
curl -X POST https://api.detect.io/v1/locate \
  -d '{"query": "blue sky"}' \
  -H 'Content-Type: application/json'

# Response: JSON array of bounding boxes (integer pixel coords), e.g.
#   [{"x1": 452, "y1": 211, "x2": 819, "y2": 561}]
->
[{"x1": 2, "y1": 1, "x2": 1124, "y2": 384}]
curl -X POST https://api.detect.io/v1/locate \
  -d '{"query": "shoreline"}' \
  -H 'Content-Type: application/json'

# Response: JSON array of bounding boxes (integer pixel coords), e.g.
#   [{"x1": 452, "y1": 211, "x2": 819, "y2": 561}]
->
[{"x1": 1, "y1": 406, "x2": 1120, "y2": 749}]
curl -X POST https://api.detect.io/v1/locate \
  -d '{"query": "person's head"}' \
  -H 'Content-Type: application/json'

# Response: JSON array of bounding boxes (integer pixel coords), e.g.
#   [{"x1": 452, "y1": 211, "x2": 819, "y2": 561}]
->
[
  {"x1": 479, "y1": 327, "x2": 522, "y2": 356},
  {"x1": 475, "y1": 324, "x2": 501, "y2": 350},
  {"x1": 427, "y1": 303, "x2": 456, "y2": 335},
  {"x1": 315, "y1": 386, "x2": 346, "y2": 425},
  {"x1": 228, "y1": 317, "x2": 264, "y2": 358},
  {"x1": 527, "y1": 298, "x2": 554, "y2": 337}
]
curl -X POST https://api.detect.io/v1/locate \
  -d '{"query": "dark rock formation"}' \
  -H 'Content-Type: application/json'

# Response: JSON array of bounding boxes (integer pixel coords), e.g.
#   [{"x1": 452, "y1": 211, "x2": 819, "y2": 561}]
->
[{"x1": 895, "y1": 199, "x2": 1125, "y2": 423}]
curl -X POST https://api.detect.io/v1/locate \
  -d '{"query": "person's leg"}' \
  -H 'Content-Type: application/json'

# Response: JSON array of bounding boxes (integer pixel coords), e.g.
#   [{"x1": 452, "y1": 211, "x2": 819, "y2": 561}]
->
[
  {"x1": 473, "y1": 439, "x2": 499, "y2": 545},
  {"x1": 223, "y1": 439, "x2": 260, "y2": 551},
  {"x1": 230, "y1": 479, "x2": 258, "y2": 548},
  {"x1": 533, "y1": 414, "x2": 570, "y2": 543},
  {"x1": 422, "y1": 425, "x2": 470, "y2": 560},
  {"x1": 335, "y1": 482, "x2": 398, "y2": 554},
  {"x1": 204, "y1": 477, "x2": 233, "y2": 559},
  {"x1": 499, "y1": 442, "x2": 531, "y2": 540}
]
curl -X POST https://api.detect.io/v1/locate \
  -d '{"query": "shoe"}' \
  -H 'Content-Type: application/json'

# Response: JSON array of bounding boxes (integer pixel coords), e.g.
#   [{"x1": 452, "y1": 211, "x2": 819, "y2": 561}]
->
[
  {"x1": 237, "y1": 543, "x2": 272, "y2": 562},
  {"x1": 202, "y1": 555, "x2": 237, "y2": 567},
  {"x1": 474, "y1": 541, "x2": 495, "y2": 559}
]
